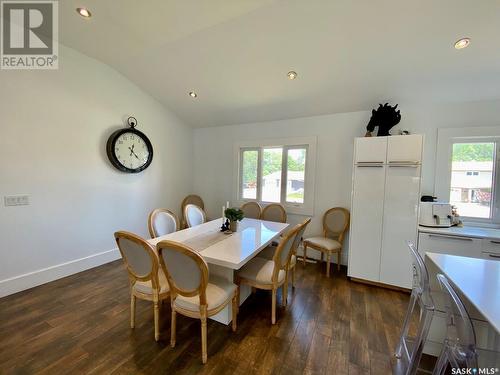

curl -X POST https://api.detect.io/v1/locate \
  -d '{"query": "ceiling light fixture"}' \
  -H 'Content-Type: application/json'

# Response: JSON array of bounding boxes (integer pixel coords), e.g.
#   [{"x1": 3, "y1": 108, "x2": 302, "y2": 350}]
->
[
  {"x1": 454, "y1": 37, "x2": 470, "y2": 50},
  {"x1": 287, "y1": 71, "x2": 298, "y2": 80},
  {"x1": 76, "y1": 7, "x2": 92, "y2": 18},
  {"x1": 189, "y1": 91, "x2": 198, "y2": 98}
]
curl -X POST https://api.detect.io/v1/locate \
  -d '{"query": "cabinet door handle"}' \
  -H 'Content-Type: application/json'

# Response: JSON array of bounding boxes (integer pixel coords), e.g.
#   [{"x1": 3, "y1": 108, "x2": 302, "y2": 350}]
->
[
  {"x1": 357, "y1": 165, "x2": 384, "y2": 168},
  {"x1": 388, "y1": 161, "x2": 420, "y2": 164},
  {"x1": 489, "y1": 240, "x2": 500, "y2": 245},
  {"x1": 428, "y1": 234, "x2": 473, "y2": 241},
  {"x1": 356, "y1": 161, "x2": 384, "y2": 164},
  {"x1": 389, "y1": 165, "x2": 419, "y2": 168},
  {"x1": 487, "y1": 254, "x2": 500, "y2": 259}
]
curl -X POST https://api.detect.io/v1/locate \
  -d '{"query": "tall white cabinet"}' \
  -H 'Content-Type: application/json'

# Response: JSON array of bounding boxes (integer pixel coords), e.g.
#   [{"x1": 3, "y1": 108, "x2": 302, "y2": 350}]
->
[{"x1": 348, "y1": 135, "x2": 423, "y2": 289}]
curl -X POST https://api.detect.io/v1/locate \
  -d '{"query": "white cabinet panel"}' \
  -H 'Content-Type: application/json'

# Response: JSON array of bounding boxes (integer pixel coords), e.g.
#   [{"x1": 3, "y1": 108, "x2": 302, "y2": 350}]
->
[
  {"x1": 481, "y1": 252, "x2": 500, "y2": 261},
  {"x1": 379, "y1": 165, "x2": 421, "y2": 288},
  {"x1": 481, "y1": 238, "x2": 500, "y2": 255},
  {"x1": 348, "y1": 165, "x2": 386, "y2": 282},
  {"x1": 354, "y1": 137, "x2": 387, "y2": 163},
  {"x1": 417, "y1": 232, "x2": 482, "y2": 259},
  {"x1": 387, "y1": 135, "x2": 423, "y2": 163}
]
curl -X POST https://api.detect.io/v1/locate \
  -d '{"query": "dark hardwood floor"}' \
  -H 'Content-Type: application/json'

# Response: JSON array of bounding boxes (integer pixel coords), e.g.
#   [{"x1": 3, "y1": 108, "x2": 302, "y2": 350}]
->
[{"x1": 0, "y1": 260, "x2": 431, "y2": 374}]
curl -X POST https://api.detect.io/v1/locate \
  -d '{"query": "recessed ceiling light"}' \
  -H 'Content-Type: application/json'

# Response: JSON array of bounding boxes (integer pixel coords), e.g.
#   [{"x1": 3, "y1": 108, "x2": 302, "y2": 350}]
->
[
  {"x1": 287, "y1": 71, "x2": 298, "y2": 80},
  {"x1": 189, "y1": 91, "x2": 198, "y2": 98},
  {"x1": 76, "y1": 7, "x2": 92, "y2": 18},
  {"x1": 454, "y1": 37, "x2": 470, "y2": 50}
]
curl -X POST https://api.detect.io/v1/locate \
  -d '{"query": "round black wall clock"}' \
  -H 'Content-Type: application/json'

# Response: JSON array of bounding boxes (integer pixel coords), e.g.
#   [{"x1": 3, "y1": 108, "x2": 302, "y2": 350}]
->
[{"x1": 106, "y1": 117, "x2": 153, "y2": 173}]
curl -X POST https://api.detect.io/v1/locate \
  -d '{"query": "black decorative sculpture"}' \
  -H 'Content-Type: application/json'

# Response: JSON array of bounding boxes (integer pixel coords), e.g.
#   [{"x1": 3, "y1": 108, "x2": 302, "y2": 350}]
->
[{"x1": 366, "y1": 103, "x2": 401, "y2": 137}]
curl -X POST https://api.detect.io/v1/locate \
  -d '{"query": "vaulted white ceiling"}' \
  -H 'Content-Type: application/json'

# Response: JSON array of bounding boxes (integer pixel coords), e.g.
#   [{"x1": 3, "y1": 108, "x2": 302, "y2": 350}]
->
[{"x1": 59, "y1": 0, "x2": 500, "y2": 127}]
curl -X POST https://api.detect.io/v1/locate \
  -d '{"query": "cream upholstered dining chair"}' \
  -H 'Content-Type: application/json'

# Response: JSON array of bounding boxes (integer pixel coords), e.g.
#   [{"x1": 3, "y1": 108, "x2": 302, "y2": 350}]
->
[
  {"x1": 261, "y1": 203, "x2": 287, "y2": 223},
  {"x1": 148, "y1": 209, "x2": 180, "y2": 238},
  {"x1": 258, "y1": 218, "x2": 311, "y2": 290},
  {"x1": 114, "y1": 231, "x2": 170, "y2": 341},
  {"x1": 236, "y1": 223, "x2": 301, "y2": 324},
  {"x1": 184, "y1": 204, "x2": 207, "y2": 228},
  {"x1": 240, "y1": 202, "x2": 262, "y2": 219},
  {"x1": 303, "y1": 207, "x2": 350, "y2": 277},
  {"x1": 157, "y1": 240, "x2": 238, "y2": 364},
  {"x1": 287, "y1": 218, "x2": 311, "y2": 288},
  {"x1": 181, "y1": 194, "x2": 205, "y2": 228}
]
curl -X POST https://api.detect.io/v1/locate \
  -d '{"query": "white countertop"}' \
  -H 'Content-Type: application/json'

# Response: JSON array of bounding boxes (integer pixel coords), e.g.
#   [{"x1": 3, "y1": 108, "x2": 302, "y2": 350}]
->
[
  {"x1": 426, "y1": 252, "x2": 500, "y2": 334},
  {"x1": 419, "y1": 225, "x2": 500, "y2": 240},
  {"x1": 149, "y1": 218, "x2": 289, "y2": 270}
]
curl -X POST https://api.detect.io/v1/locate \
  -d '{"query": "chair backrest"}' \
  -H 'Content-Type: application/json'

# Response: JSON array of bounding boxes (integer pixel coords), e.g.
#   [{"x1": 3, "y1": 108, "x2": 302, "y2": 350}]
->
[
  {"x1": 406, "y1": 241, "x2": 434, "y2": 309},
  {"x1": 157, "y1": 240, "x2": 209, "y2": 304},
  {"x1": 114, "y1": 231, "x2": 159, "y2": 289},
  {"x1": 184, "y1": 204, "x2": 206, "y2": 228},
  {"x1": 148, "y1": 209, "x2": 179, "y2": 238},
  {"x1": 292, "y1": 218, "x2": 311, "y2": 255},
  {"x1": 323, "y1": 207, "x2": 350, "y2": 242},
  {"x1": 241, "y1": 202, "x2": 262, "y2": 219},
  {"x1": 272, "y1": 224, "x2": 301, "y2": 278},
  {"x1": 181, "y1": 195, "x2": 205, "y2": 228},
  {"x1": 395, "y1": 241, "x2": 435, "y2": 374},
  {"x1": 261, "y1": 203, "x2": 287, "y2": 223},
  {"x1": 436, "y1": 274, "x2": 478, "y2": 369}
]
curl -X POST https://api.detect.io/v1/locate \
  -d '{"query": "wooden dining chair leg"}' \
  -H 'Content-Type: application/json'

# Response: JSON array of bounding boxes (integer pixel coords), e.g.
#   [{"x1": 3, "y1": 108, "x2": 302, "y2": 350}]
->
[
  {"x1": 271, "y1": 288, "x2": 277, "y2": 324},
  {"x1": 282, "y1": 277, "x2": 288, "y2": 307},
  {"x1": 303, "y1": 244, "x2": 308, "y2": 266},
  {"x1": 292, "y1": 265, "x2": 296, "y2": 288},
  {"x1": 170, "y1": 305, "x2": 177, "y2": 348},
  {"x1": 337, "y1": 252, "x2": 341, "y2": 271},
  {"x1": 201, "y1": 306, "x2": 208, "y2": 364},
  {"x1": 326, "y1": 253, "x2": 331, "y2": 278},
  {"x1": 232, "y1": 289, "x2": 239, "y2": 332},
  {"x1": 130, "y1": 294, "x2": 136, "y2": 329},
  {"x1": 153, "y1": 298, "x2": 160, "y2": 341},
  {"x1": 321, "y1": 252, "x2": 324, "y2": 262}
]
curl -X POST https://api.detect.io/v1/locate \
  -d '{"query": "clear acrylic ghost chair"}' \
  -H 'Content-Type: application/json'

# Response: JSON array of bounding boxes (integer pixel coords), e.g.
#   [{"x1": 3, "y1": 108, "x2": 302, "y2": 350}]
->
[
  {"x1": 432, "y1": 274, "x2": 478, "y2": 375},
  {"x1": 148, "y1": 209, "x2": 179, "y2": 238},
  {"x1": 184, "y1": 204, "x2": 206, "y2": 228},
  {"x1": 394, "y1": 241, "x2": 435, "y2": 375}
]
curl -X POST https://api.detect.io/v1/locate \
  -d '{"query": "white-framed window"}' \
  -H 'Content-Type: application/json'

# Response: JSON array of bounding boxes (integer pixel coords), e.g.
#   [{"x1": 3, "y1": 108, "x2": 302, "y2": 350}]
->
[
  {"x1": 234, "y1": 137, "x2": 317, "y2": 215},
  {"x1": 436, "y1": 127, "x2": 500, "y2": 225}
]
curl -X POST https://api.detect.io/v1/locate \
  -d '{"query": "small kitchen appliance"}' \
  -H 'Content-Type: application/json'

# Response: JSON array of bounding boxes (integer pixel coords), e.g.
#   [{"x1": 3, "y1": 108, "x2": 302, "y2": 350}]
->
[{"x1": 419, "y1": 202, "x2": 453, "y2": 227}]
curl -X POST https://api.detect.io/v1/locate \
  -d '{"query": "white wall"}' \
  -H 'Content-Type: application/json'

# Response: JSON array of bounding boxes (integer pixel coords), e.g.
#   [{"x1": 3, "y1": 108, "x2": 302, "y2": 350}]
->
[
  {"x1": 0, "y1": 45, "x2": 193, "y2": 296},
  {"x1": 193, "y1": 100, "x2": 500, "y2": 265}
]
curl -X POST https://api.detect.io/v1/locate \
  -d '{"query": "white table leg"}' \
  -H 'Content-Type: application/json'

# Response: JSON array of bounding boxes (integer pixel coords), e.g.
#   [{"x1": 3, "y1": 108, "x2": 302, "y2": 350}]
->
[{"x1": 208, "y1": 264, "x2": 251, "y2": 325}]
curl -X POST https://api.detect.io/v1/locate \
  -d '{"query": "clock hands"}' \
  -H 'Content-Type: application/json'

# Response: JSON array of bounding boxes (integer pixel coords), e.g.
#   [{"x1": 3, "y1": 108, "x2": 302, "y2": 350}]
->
[{"x1": 128, "y1": 145, "x2": 140, "y2": 160}]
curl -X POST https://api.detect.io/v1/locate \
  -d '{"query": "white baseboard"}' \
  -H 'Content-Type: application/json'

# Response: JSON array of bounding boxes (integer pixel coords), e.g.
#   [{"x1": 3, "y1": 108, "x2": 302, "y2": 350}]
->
[{"x1": 0, "y1": 248, "x2": 121, "y2": 298}]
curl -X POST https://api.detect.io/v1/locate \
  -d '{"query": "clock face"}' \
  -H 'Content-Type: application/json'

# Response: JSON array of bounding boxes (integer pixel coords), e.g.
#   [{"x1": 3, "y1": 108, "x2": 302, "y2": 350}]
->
[
  {"x1": 106, "y1": 127, "x2": 153, "y2": 173},
  {"x1": 114, "y1": 132, "x2": 150, "y2": 170}
]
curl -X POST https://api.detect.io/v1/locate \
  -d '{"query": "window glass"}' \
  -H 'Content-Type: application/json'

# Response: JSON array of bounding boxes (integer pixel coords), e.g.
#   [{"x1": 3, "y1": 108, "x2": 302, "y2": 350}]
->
[
  {"x1": 241, "y1": 150, "x2": 258, "y2": 199},
  {"x1": 286, "y1": 148, "x2": 307, "y2": 203},
  {"x1": 261, "y1": 148, "x2": 283, "y2": 202},
  {"x1": 450, "y1": 142, "x2": 495, "y2": 218}
]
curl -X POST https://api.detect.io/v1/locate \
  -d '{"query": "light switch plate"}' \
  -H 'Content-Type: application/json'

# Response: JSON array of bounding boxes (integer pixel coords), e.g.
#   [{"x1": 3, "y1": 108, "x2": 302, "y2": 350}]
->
[{"x1": 4, "y1": 195, "x2": 30, "y2": 206}]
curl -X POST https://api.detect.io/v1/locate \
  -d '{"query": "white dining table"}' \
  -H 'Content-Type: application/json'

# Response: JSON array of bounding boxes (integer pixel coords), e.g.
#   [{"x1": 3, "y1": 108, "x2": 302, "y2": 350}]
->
[{"x1": 148, "y1": 217, "x2": 289, "y2": 324}]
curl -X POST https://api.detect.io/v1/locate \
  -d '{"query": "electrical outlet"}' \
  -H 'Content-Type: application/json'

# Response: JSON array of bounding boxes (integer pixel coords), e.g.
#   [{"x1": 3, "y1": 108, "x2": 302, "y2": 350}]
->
[{"x1": 4, "y1": 195, "x2": 30, "y2": 206}]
